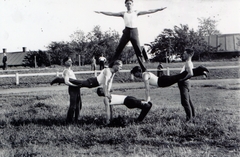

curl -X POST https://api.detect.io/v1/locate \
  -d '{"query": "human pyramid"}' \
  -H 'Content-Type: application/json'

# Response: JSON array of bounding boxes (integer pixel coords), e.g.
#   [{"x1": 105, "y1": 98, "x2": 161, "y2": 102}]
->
[{"x1": 50, "y1": 0, "x2": 209, "y2": 124}]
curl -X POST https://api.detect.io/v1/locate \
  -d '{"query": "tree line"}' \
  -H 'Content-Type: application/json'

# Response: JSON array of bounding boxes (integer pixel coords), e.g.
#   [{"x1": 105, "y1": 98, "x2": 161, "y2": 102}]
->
[{"x1": 23, "y1": 17, "x2": 221, "y2": 67}]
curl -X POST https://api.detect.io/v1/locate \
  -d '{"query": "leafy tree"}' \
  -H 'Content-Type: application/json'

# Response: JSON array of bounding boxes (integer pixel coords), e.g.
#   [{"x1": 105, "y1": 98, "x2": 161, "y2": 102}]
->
[
  {"x1": 151, "y1": 24, "x2": 213, "y2": 62},
  {"x1": 47, "y1": 41, "x2": 73, "y2": 65},
  {"x1": 70, "y1": 26, "x2": 121, "y2": 65},
  {"x1": 45, "y1": 25, "x2": 138, "y2": 65},
  {"x1": 198, "y1": 17, "x2": 221, "y2": 36},
  {"x1": 121, "y1": 46, "x2": 135, "y2": 64},
  {"x1": 174, "y1": 25, "x2": 209, "y2": 60},
  {"x1": 23, "y1": 50, "x2": 50, "y2": 67},
  {"x1": 147, "y1": 29, "x2": 173, "y2": 62},
  {"x1": 173, "y1": 25, "x2": 190, "y2": 53},
  {"x1": 70, "y1": 30, "x2": 88, "y2": 65}
]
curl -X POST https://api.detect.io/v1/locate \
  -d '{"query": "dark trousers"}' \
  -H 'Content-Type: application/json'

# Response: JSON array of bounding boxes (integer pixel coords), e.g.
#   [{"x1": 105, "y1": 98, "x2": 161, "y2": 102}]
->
[
  {"x1": 55, "y1": 77, "x2": 99, "y2": 88},
  {"x1": 157, "y1": 71, "x2": 164, "y2": 77},
  {"x1": 99, "y1": 61, "x2": 104, "y2": 70},
  {"x1": 109, "y1": 27, "x2": 146, "y2": 72},
  {"x1": 66, "y1": 86, "x2": 82, "y2": 122},
  {"x1": 3, "y1": 62, "x2": 7, "y2": 70},
  {"x1": 178, "y1": 80, "x2": 195, "y2": 121},
  {"x1": 69, "y1": 77, "x2": 99, "y2": 88},
  {"x1": 124, "y1": 96, "x2": 152, "y2": 121},
  {"x1": 157, "y1": 71, "x2": 188, "y2": 87},
  {"x1": 91, "y1": 64, "x2": 96, "y2": 71}
]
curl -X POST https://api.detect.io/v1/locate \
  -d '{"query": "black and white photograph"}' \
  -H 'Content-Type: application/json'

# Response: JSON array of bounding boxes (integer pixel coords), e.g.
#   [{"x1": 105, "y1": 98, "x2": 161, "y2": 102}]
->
[{"x1": 0, "y1": 0, "x2": 239, "y2": 156}]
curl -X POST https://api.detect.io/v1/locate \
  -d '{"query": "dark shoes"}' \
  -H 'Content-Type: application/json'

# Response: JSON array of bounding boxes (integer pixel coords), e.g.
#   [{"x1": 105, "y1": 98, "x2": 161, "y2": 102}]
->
[
  {"x1": 50, "y1": 77, "x2": 64, "y2": 85},
  {"x1": 203, "y1": 71, "x2": 208, "y2": 78},
  {"x1": 199, "y1": 65, "x2": 209, "y2": 73},
  {"x1": 193, "y1": 65, "x2": 209, "y2": 77}
]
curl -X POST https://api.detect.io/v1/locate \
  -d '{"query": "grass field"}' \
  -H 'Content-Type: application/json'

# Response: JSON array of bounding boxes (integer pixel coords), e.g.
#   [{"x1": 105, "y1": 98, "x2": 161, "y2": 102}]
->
[
  {"x1": 0, "y1": 60, "x2": 239, "y2": 156},
  {"x1": 0, "y1": 82, "x2": 239, "y2": 156}
]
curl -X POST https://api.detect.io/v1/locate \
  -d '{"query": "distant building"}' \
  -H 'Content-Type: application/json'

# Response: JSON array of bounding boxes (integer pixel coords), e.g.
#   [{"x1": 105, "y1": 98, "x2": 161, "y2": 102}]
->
[
  {"x1": 0, "y1": 47, "x2": 27, "y2": 67},
  {"x1": 203, "y1": 33, "x2": 240, "y2": 54}
]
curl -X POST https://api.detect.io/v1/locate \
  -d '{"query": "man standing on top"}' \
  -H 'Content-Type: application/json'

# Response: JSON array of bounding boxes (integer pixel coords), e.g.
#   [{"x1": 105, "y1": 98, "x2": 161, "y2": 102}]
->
[{"x1": 95, "y1": 0, "x2": 167, "y2": 70}]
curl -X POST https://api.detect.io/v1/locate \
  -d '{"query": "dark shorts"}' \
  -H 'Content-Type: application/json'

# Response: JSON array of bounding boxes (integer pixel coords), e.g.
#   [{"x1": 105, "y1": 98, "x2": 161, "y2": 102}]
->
[
  {"x1": 86, "y1": 77, "x2": 100, "y2": 88},
  {"x1": 157, "y1": 71, "x2": 188, "y2": 87},
  {"x1": 123, "y1": 96, "x2": 141, "y2": 109}
]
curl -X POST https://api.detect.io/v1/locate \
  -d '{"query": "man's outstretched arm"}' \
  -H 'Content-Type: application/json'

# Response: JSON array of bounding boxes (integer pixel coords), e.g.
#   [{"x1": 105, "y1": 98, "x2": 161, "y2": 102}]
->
[
  {"x1": 95, "y1": 11, "x2": 123, "y2": 17},
  {"x1": 138, "y1": 7, "x2": 167, "y2": 16}
]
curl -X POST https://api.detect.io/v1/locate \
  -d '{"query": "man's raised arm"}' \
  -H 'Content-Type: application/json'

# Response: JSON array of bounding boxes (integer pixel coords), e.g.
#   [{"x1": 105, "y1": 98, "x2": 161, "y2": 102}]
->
[
  {"x1": 138, "y1": 7, "x2": 167, "y2": 16},
  {"x1": 95, "y1": 11, "x2": 123, "y2": 17}
]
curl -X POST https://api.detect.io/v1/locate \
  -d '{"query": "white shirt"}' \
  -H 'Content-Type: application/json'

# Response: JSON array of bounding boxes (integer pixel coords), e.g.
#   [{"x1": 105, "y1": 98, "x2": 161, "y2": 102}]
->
[
  {"x1": 99, "y1": 56, "x2": 106, "y2": 62},
  {"x1": 97, "y1": 68, "x2": 112, "y2": 87},
  {"x1": 143, "y1": 72, "x2": 158, "y2": 86},
  {"x1": 181, "y1": 61, "x2": 193, "y2": 74},
  {"x1": 123, "y1": 11, "x2": 138, "y2": 28},
  {"x1": 110, "y1": 94, "x2": 127, "y2": 105},
  {"x1": 63, "y1": 69, "x2": 76, "y2": 79}
]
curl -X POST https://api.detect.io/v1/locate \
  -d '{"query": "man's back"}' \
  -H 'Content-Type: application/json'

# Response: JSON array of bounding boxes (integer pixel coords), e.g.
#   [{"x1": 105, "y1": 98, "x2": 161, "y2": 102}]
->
[
  {"x1": 2, "y1": 55, "x2": 7, "y2": 63},
  {"x1": 99, "y1": 56, "x2": 106, "y2": 62}
]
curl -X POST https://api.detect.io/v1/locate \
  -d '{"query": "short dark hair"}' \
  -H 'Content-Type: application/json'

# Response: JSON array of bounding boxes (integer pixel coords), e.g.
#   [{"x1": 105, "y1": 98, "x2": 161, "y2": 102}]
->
[
  {"x1": 63, "y1": 57, "x2": 70, "y2": 64},
  {"x1": 113, "y1": 60, "x2": 123, "y2": 66},
  {"x1": 97, "y1": 87, "x2": 105, "y2": 97},
  {"x1": 185, "y1": 48, "x2": 194, "y2": 56},
  {"x1": 125, "y1": 0, "x2": 133, "y2": 4},
  {"x1": 130, "y1": 66, "x2": 142, "y2": 74}
]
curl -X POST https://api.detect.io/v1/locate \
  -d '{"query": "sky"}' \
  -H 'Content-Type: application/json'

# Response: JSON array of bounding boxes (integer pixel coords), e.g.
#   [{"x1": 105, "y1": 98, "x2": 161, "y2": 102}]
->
[{"x1": 0, "y1": 0, "x2": 239, "y2": 52}]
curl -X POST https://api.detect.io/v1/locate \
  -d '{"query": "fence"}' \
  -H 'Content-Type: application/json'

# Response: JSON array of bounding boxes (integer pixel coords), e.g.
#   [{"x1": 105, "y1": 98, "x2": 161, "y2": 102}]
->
[{"x1": 0, "y1": 66, "x2": 239, "y2": 85}]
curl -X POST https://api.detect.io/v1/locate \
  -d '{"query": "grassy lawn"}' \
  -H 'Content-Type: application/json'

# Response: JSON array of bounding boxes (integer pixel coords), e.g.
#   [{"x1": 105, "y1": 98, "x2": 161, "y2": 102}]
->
[
  {"x1": 0, "y1": 60, "x2": 239, "y2": 156},
  {"x1": 0, "y1": 81, "x2": 239, "y2": 156}
]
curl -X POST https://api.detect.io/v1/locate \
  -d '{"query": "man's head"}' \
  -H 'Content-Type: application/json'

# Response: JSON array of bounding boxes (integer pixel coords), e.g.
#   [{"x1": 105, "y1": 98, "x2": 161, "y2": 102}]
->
[
  {"x1": 185, "y1": 48, "x2": 194, "y2": 56},
  {"x1": 125, "y1": 0, "x2": 133, "y2": 4},
  {"x1": 125, "y1": 0, "x2": 133, "y2": 10},
  {"x1": 112, "y1": 60, "x2": 123, "y2": 72},
  {"x1": 130, "y1": 66, "x2": 142, "y2": 78},
  {"x1": 63, "y1": 57, "x2": 73, "y2": 67},
  {"x1": 182, "y1": 48, "x2": 194, "y2": 61},
  {"x1": 97, "y1": 87, "x2": 105, "y2": 97}
]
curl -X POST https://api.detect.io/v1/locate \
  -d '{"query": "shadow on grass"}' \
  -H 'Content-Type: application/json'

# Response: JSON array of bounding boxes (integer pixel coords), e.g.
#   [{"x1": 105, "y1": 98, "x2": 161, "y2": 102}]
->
[
  {"x1": 9, "y1": 115, "x2": 137, "y2": 127},
  {"x1": 10, "y1": 117, "x2": 68, "y2": 126},
  {"x1": 201, "y1": 84, "x2": 240, "y2": 90}
]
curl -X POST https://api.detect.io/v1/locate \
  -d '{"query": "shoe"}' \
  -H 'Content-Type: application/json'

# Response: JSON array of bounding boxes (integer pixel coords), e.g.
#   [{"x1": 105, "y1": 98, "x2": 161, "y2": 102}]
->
[
  {"x1": 200, "y1": 65, "x2": 209, "y2": 78},
  {"x1": 203, "y1": 71, "x2": 208, "y2": 78},
  {"x1": 50, "y1": 77, "x2": 63, "y2": 85},
  {"x1": 193, "y1": 65, "x2": 209, "y2": 77},
  {"x1": 199, "y1": 65, "x2": 209, "y2": 73}
]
